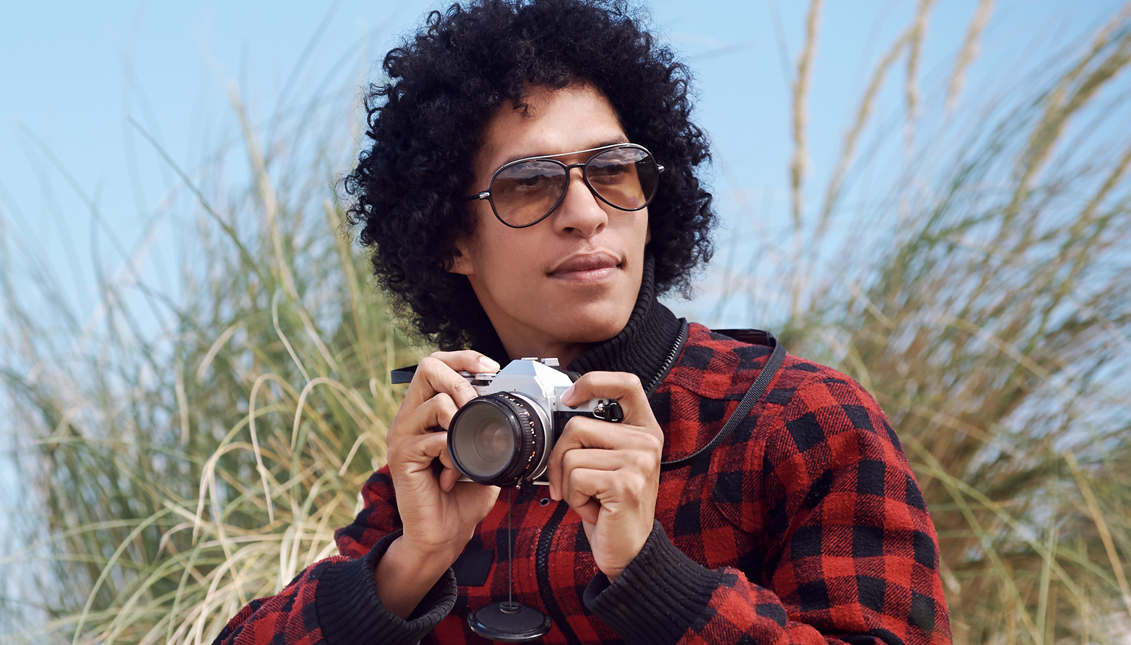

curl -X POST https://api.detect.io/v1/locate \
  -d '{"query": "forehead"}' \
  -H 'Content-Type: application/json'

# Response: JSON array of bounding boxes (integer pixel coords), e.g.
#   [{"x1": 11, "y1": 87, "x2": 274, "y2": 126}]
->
[{"x1": 474, "y1": 83, "x2": 628, "y2": 178}]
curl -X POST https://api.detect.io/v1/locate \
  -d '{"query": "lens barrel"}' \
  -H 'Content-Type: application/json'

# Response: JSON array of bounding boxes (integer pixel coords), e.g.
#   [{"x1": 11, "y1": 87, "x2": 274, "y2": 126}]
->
[{"x1": 448, "y1": 393, "x2": 547, "y2": 487}]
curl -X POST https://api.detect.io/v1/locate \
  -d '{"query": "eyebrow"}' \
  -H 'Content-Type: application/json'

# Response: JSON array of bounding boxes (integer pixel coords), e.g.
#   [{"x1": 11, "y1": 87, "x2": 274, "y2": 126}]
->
[{"x1": 497, "y1": 136, "x2": 631, "y2": 167}]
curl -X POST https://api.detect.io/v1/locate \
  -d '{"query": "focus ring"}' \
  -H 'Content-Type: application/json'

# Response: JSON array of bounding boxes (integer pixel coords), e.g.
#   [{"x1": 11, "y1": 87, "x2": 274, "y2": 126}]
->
[{"x1": 496, "y1": 393, "x2": 539, "y2": 480}]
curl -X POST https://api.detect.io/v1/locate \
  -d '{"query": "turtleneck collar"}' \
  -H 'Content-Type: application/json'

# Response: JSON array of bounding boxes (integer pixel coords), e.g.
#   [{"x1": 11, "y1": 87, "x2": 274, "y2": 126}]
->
[{"x1": 470, "y1": 255, "x2": 685, "y2": 388}]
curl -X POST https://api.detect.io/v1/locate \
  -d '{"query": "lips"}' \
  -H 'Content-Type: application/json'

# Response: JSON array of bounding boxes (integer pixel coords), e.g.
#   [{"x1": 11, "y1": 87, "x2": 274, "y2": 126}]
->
[{"x1": 548, "y1": 252, "x2": 622, "y2": 276}]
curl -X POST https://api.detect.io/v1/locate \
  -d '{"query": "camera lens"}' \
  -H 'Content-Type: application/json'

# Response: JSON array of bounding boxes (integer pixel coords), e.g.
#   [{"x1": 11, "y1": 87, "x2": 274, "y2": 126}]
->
[
  {"x1": 457, "y1": 410, "x2": 514, "y2": 475},
  {"x1": 448, "y1": 393, "x2": 546, "y2": 487}
]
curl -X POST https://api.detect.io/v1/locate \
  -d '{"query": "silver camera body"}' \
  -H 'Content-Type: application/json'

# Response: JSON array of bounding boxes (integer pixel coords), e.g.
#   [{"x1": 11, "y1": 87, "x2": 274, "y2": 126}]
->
[{"x1": 447, "y1": 358, "x2": 622, "y2": 487}]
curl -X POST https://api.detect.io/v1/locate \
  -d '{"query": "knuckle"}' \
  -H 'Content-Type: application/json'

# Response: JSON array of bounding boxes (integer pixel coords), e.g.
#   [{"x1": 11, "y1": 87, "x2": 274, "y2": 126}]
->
[
  {"x1": 561, "y1": 417, "x2": 580, "y2": 436},
  {"x1": 387, "y1": 443, "x2": 402, "y2": 462},
  {"x1": 629, "y1": 451, "x2": 652, "y2": 471},
  {"x1": 433, "y1": 394, "x2": 458, "y2": 422},
  {"x1": 640, "y1": 431, "x2": 663, "y2": 453},
  {"x1": 569, "y1": 486, "x2": 589, "y2": 505},
  {"x1": 625, "y1": 472, "x2": 646, "y2": 495},
  {"x1": 418, "y1": 355, "x2": 442, "y2": 374}
]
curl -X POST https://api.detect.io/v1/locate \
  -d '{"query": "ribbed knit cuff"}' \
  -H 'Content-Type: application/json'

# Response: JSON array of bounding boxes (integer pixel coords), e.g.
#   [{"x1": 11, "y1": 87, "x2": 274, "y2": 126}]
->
[
  {"x1": 315, "y1": 530, "x2": 457, "y2": 645},
  {"x1": 583, "y1": 521, "x2": 724, "y2": 645}
]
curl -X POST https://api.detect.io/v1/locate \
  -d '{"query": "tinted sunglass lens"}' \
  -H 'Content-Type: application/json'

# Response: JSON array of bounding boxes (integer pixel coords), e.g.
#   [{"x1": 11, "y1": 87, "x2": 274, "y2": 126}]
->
[
  {"x1": 586, "y1": 147, "x2": 658, "y2": 210},
  {"x1": 490, "y1": 160, "x2": 567, "y2": 226}
]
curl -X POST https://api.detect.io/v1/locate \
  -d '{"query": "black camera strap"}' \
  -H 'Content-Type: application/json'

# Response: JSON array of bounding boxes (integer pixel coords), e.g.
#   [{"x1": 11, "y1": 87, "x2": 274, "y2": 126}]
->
[
  {"x1": 390, "y1": 365, "x2": 417, "y2": 384},
  {"x1": 659, "y1": 330, "x2": 785, "y2": 472}
]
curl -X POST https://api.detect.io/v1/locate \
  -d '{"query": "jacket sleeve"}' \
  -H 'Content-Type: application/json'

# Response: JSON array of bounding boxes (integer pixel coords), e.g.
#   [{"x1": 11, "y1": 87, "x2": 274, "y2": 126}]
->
[
  {"x1": 212, "y1": 467, "x2": 458, "y2": 645},
  {"x1": 583, "y1": 376, "x2": 952, "y2": 645}
]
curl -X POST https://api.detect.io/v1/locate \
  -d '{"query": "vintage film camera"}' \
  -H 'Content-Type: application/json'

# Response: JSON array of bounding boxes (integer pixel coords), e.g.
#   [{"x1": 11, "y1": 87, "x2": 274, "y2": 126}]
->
[{"x1": 447, "y1": 358, "x2": 623, "y2": 487}]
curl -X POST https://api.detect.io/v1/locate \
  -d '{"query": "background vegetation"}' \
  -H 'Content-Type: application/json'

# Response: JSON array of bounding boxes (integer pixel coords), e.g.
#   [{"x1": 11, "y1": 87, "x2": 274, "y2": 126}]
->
[{"x1": 2, "y1": 1, "x2": 1130, "y2": 643}]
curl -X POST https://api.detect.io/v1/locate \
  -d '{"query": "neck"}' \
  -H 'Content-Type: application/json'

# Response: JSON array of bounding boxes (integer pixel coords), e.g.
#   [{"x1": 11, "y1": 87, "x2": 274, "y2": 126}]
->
[
  {"x1": 470, "y1": 256, "x2": 684, "y2": 390},
  {"x1": 495, "y1": 336, "x2": 593, "y2": 368}
]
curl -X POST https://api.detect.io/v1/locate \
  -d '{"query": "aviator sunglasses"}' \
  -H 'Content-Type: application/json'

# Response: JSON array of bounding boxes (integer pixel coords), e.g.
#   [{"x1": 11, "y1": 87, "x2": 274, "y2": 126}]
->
[{"x1": 466, "y1": 143, "x2": 665, "y2": 228}]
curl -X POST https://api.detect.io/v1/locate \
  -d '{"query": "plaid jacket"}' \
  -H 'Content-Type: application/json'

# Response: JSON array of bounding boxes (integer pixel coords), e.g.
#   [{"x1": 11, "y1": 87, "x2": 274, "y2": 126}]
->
[{"x1": 214, "y1": 323, "x2": 951, "y2": 644}]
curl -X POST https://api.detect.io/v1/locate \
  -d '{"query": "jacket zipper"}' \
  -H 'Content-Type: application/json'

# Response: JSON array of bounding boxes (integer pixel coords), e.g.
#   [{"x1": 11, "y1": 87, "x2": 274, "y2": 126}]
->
[
  {"x1": 645, "y1": 320, "x2": 688, "y2": 395},
  {"x1": 535, "y1": 502, "x2": 582, "y2": 644},
  {"x1": 532, "y1": 322, "x2": 687, "y2": 643}
]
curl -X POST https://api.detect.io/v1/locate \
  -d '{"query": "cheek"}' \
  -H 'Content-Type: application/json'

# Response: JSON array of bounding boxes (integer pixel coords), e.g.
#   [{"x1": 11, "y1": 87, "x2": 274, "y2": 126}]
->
[{"x1": 482, "y1": 236, "x2": 536, "y2": 284}]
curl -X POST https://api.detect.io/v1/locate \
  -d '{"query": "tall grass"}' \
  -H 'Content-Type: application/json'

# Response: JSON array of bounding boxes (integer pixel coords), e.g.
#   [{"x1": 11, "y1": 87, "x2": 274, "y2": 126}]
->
[
  {"x1": 0, "y1": 90, "x2": 417, "y2": 642},
  {"x1": 2, "y1": 3, "x2": 1130, "y2": 644},
  {"x1": 730, "y1": 2, "x2": 1131, "y2": 642}
]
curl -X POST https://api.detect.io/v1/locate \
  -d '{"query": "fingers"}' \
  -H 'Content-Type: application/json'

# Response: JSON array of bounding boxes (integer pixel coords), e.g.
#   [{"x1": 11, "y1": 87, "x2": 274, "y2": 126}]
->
[
  {"x1": 560, "y1": 371, "x2": 652, "y2": 426},
  {"x1": 389, "y1": 351, "x2": 499, "y2": 496},
  {"x1": 392, "y1": 431, "x2": 447, "y2": 478},
  {"x1": 393, "y1": 350, "x2": 499, "y2": 440},
  {"x1": 556, "y1": 445, "x2": 656, "y2": 499},
  {"x1": 546, "y1": 415, "x2": 662, "y2": 499},
  {"x1": 564, "y1": 467, "x2": 652, "y2": 524},
  {"x1": 396, "y1": 391, "x2": 460, "y2": 439},
  {"x1": 404, "y1": 351, "x2": 499, "y2": 410},
  {"x1": 391, "y1": 429, "x2": 466, "y2": 491},
  {"x1": 389, "y1": 396, "x2": 458, "y2": 477},
  {"x1": 439, "y1": 462, "x2": 461, "y2": 492}
]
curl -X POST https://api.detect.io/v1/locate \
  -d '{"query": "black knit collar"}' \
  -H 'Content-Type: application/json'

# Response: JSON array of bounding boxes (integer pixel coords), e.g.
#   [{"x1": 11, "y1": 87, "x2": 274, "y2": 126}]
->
[{"x1": 470, "y1": 255, "x2": 684, "y2": 387}]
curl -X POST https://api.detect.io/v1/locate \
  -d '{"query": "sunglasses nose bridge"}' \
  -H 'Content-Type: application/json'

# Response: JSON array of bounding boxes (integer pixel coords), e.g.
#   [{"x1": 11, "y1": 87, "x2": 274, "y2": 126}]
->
[
  {"x1": 557, "y1": 161, "x2": 601, "y2": 206},
  {"x1": 555, "y1": 161, "x2": 595, "y2": 200},
  {"x1": 551, "y1": 166, "x2": 611, "y2": 236}
]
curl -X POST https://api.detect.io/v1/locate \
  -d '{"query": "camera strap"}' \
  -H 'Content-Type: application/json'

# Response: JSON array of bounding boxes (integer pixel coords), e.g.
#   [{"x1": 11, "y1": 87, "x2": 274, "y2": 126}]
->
[
  {"x1": 659, "y1": 330, "x2": 785, "y2": 472},
  {"x1": 390, "y1": 365, "x2": 417, "y2": 384}
]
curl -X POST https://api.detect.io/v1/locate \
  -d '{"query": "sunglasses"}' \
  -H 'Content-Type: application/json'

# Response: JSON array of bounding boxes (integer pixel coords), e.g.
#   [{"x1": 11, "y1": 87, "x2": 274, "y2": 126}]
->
[{"x1": 466, "y1": 143, "x2": 665, "y2": 228}]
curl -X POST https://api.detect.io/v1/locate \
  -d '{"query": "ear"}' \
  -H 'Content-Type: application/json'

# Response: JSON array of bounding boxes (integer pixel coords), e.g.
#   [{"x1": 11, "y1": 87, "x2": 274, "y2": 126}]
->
[{"x1": 448, "y1": 238, "x2": 473, "y2": 275}]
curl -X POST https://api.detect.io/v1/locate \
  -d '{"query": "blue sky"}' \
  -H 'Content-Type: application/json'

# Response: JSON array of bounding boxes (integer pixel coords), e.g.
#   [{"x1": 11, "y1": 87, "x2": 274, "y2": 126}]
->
[{"x1": 0, "y1": 0, "x2": 1122, "y2": 328}]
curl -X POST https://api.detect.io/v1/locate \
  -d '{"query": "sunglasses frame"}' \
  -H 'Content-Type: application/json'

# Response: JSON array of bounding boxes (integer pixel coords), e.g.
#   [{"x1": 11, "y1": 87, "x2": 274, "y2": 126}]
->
[{"x1": 465, "y1": 142, "x2": 665, "y2": 229}]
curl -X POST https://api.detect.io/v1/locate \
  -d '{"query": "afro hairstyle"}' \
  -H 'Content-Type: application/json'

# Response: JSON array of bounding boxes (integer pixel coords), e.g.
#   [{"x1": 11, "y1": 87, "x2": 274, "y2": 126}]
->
[{"x1": 343, "y1": 0, "x2": 715, "y2": 350}]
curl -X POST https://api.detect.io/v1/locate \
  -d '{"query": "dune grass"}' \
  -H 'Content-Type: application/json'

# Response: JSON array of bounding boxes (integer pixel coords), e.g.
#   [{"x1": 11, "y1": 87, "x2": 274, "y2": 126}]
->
[
  {"x1": 0, "y1": 89, "x2": 419, "y2": 642},
  {"x1": 2, "y1": 3, "x2": 1131, "y2": 643},
  {"x1": 739, "y1": 2, "x2": 1131, "y2": 641}
]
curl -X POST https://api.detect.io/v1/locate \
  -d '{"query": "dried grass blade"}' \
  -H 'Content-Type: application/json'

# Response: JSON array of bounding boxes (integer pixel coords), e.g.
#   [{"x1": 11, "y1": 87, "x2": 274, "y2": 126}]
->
[
  {"x1": 1064, "y1": 452, "x2": 1131, "y2": 618},
  {"x1": 790, "y1": 0, "x2": 822, "y2": 231},
  {"x1": 947, "y1": 0, "x2": 995, "y2": 113},
  {"x1": 271, "y1": 289, "x2": 312, "y2": 384},
  {"x1": 905, "y1": 0, "x2": 937, "y2": 157}
]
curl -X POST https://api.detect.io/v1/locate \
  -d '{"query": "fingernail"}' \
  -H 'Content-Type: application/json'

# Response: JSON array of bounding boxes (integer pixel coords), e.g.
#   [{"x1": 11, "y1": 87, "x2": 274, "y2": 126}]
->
[
  {"x1": 561, "y1": 386, "x2": 575, "y2": 405},
  {"x1": 479, "y1": 357, "x2": 500, "y2": 371}
]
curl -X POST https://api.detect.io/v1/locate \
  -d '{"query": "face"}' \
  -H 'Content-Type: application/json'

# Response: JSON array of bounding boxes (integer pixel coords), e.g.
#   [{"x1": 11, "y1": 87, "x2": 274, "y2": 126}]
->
[{"x1": 450, "y1": 83, "x2": 650, "y2": 362}]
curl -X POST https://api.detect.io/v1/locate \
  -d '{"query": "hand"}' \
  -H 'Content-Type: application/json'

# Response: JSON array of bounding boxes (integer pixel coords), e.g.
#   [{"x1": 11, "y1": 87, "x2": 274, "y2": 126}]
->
[
  {"x1": 546, "y1": 371, "x2": 663, "y2": 581},
  {"x1": 385, "y1": 351, "x2": 502, "y2": 565}
]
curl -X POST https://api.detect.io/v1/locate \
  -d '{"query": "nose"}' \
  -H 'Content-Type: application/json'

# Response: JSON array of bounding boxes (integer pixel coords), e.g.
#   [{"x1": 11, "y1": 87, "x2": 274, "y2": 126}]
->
[{"x1": 550, "y1": 167, "x2": 608, "y2": 237}]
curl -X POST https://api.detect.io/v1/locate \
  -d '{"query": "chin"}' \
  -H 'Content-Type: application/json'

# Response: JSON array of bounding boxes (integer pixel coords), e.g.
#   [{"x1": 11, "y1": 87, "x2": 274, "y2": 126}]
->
[{"x1": 556, "y1": 308, "x2": 633, "y2": 344}]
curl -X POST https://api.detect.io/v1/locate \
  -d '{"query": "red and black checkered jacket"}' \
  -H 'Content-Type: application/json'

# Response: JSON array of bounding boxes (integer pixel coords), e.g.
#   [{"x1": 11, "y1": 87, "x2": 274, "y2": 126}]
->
[{"x1": 214, "y1": 322, "x2": 951, "y2": 644}]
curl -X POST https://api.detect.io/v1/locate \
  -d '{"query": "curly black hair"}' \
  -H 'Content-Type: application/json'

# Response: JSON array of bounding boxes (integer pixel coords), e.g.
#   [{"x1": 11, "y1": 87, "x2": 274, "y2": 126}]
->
[{"x1": 344, "y1": 0, "x2": 715, "y2": 350}]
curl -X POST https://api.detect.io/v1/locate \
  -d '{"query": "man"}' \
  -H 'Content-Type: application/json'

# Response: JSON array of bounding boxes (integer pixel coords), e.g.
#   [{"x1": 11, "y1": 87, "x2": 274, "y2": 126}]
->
[{"x1": 215, "y1": 1, "x2": 952, "y2": 643}]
